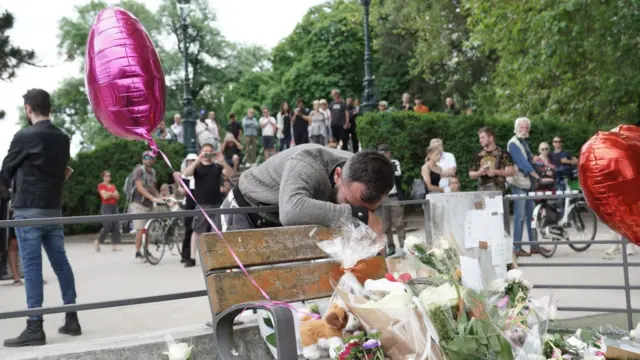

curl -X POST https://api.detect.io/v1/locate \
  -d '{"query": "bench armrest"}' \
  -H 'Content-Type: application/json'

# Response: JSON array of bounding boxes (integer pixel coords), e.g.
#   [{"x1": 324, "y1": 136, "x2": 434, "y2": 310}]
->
[{"x1": 215, "y1": 301, "x2": 298, "y2": 360}]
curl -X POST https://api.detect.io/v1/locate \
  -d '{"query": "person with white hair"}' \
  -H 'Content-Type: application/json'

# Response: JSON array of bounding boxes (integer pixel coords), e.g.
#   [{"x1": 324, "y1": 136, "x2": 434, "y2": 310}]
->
[
  {"x1": 507, "y1": 117, "x2": 541, "y2": 257},
  {"x1": 378, "y1": 101, "x2": 389, "y2": 112},
  {"x1": 400, "y1": 93, "x2": 413, "y2": 111}
]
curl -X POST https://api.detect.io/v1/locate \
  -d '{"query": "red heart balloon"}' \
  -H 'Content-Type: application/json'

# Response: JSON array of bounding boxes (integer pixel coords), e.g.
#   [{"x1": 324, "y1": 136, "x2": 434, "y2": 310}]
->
[{"x1": 579, "y1": 125, "x2": 640, "y2": 245}]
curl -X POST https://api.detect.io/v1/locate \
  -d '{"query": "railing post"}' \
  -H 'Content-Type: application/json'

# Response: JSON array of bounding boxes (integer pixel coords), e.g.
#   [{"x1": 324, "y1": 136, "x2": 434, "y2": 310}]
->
[
  {"x1": 422, "y1": 199, "x2": 432, "y2": 245},
  {"x1": 621, "y1": 236, "x2": 634, "y2": 330},
  {"x1": 502, "y1": 196, "x2": 511, "y2": 236}
]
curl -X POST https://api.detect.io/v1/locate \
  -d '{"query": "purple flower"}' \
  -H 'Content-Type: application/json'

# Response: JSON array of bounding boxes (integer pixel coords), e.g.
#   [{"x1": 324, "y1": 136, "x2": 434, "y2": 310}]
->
[{"x1": 362, "y1": 339, "x2": 381, "y2": 350}]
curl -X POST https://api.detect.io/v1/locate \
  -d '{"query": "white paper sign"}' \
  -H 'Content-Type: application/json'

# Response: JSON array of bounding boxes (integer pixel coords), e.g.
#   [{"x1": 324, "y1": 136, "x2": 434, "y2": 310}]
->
[
  {"x1": 464, "y1": 210, "x2": 484, "y2": 249},
  {"x1": 460, "y1": 256, "x2": 485, "y2": 292},
  {"x1": 485, "y1": 195, "x2": 504, "y2": 214},
  {"x1": 485, "y1": 214, "x2": 509, "y2": 266}
]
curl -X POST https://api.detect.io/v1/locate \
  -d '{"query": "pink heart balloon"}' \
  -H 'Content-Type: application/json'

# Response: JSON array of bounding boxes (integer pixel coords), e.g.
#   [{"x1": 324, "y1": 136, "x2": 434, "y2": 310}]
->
[{"x1": 85, "y1": 6, "x2": 166, "y2": 141}]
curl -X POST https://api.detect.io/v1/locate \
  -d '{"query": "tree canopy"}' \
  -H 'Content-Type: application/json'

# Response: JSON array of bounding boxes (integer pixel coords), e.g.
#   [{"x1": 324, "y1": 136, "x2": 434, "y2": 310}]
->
[
  {"x1": 34, "y1": 0, "x2": 637, "y2": 150},
  {"x1": 1, "y1": 9, "x2": 37, "y2": 120}
]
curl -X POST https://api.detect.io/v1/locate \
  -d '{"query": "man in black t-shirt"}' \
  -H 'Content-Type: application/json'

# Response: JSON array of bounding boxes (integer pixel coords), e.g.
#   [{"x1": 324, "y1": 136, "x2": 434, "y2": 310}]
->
[
  {"x1": 181, "y1": 143, "x2": 234, "y2": 267},
  {"x1": 227, "y1": 113, "x2": 242, "y2": 141},
  {"x1": 292, "y1": 98, "x2": 311, "y2": 145},
  {"x1": 329, "y1": 89, "x2": 350, "y2": 151}
]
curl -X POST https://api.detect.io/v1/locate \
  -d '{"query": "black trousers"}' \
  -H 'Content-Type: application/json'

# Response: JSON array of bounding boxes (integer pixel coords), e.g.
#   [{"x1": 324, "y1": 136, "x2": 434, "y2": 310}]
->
[
  {"x1": 182, "y1": 201, "x2": 195, "y2": 260},
  {"x1": 347, "y1": 124, "x2": 358, "y2": 153},
  {"x1": 293, "y1": 131, "x2": 308, "y2": 145},
  {"x1": 331, "y1": 125, "x2": 351, "y2": 151}
]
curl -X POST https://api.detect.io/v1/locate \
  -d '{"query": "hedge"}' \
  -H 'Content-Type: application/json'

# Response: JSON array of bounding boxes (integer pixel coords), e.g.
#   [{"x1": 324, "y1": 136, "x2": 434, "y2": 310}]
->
[
  {"x1": 62, "y1": 139, "x2": 185, "y2": 235},
  {"x1": 356, "y1": 112, "x2": 609, "y2": 192}
]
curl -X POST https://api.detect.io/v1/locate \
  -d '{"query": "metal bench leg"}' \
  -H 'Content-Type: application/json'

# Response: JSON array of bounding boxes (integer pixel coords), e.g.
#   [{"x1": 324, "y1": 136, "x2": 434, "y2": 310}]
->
[{"x1": 215, "y1": 301, "x2": 298, "y2": 360}]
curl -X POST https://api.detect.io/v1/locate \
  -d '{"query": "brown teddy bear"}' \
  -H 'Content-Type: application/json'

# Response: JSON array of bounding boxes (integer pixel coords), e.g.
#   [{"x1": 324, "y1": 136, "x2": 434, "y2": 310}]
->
[{"x1": 300, "y1": 303, "x2": 359, "y2": 359}]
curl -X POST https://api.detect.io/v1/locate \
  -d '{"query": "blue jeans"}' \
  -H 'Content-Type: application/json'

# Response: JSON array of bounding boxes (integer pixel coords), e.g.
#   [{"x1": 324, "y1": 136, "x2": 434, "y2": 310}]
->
[
  {"x1": 512, "y1": 187, "x2": 535, "y2": 252},
  {"x1": 15, "y1": 216, "x2": 77, "y2": 321}
]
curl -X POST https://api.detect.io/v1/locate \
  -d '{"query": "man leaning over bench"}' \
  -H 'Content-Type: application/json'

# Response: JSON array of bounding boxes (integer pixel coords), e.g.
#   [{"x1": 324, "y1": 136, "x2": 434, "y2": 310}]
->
[{"x1": 202, "y1": 144, "x2": 395, "y2": 359}]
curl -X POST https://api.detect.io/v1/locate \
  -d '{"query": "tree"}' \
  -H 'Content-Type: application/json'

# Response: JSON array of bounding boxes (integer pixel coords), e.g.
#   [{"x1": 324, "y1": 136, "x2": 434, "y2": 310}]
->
[
  {"x1": 0, "y1": 10, "x2": 35, "y2": 81},
  {"x1": 372, "y1": 0, "x2": 496, "y2": 111},
  {"x1": 272, "y1": 0, "x2": 365, "y2": 102},
  {"x1": 466, "y1": 0, "x2": 640, "y2": 123},
  {"x1": 1, "y1": 10, "x2": 36, "y2": 119}
]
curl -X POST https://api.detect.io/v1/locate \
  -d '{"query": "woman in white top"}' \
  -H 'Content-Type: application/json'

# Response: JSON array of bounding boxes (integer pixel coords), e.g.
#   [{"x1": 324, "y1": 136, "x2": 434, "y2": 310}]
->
[
  {"x1": 320, "y1": 99, "x2": 331, "y2": 143},
  {"x1": 308, "y1": 100, "x2": 328, "y2": 145},
  {"x1": 195, "y1": 114, "x2": 218, "y2": 149},
  {"x1": 259, "y1": 106, "x2": 278, "y2": 160}
]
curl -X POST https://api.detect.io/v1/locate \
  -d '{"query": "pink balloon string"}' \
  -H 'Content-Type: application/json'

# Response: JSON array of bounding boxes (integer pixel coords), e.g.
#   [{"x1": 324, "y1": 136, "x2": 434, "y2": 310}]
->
[{"x1": 133, "y1": 129, "x2": 320, "y2": 320}]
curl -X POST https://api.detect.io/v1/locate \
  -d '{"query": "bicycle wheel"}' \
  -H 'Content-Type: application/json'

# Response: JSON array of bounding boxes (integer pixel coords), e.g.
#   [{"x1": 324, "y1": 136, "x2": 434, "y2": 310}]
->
[
  {"x1": 535, "y1": 210, "x2": 558, "y2": 258},
  {"x1": 144, "y1": 218, "x2": 166, "y2": 265},
  {"x1": 567, "y1": 202, "x2": 597, "y2": 252},
  {"x1": 168, "y1": 218, "x2": 186, "y2": 256}
]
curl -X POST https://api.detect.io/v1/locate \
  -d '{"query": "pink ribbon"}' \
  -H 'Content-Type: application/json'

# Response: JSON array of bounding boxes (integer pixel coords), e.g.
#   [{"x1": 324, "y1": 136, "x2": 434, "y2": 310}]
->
[{"x1": 137, "y1": 131, "x2": 319, "y2": 320}]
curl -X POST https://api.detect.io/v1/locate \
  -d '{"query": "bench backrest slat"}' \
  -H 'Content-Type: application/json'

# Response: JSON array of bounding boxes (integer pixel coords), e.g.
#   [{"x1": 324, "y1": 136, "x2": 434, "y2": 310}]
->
[
  {"x1": 198, "y1": 225, "x2": 388, "y2": 315},
  {"x1": 199, "y1": 225, "x2": 335, "y2": 271}
]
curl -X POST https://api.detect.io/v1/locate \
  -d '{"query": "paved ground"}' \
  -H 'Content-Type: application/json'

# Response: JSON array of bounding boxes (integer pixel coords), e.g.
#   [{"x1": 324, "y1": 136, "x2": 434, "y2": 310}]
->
[{"x1": 0, "y1": 212, "x2": 633, "y2": 359}]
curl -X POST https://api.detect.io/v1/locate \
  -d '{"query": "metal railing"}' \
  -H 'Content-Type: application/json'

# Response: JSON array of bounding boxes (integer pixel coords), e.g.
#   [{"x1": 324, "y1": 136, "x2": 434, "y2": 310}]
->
[
  {"x1": 0, "y1": 193, "x2": 636, "y2": 332},
  {"x1": 502, "y1": 193, "x2": 637, "y2": 331}
]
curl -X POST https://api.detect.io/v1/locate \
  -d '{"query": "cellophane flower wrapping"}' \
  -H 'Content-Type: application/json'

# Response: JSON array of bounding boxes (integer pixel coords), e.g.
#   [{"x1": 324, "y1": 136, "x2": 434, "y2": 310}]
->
[{"x1": 316, "y1": 218, "x2": 386, "y2": 304}]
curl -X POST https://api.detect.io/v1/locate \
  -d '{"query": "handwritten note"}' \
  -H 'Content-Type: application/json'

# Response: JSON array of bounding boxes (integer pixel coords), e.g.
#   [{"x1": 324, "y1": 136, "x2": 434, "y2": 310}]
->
[
  {"x1": 485, "y1": 195, "x2": 504, "y2": 214},
  {"x1": 461, "y1": 256, "x2": 485, "y2": 292}
]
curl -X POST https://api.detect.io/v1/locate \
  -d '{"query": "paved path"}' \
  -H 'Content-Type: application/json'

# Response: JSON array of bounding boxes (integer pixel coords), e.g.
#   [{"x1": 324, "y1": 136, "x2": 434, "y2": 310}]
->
[{"x1": 0, "y1": 213, "x2": 633, "y2": 359}]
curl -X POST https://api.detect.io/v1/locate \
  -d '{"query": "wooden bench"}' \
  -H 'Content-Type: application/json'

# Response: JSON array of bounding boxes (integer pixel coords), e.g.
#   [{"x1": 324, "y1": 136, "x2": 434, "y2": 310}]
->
[{"x1": 198, "y1": 225, "x2": 387, "y2": 360}]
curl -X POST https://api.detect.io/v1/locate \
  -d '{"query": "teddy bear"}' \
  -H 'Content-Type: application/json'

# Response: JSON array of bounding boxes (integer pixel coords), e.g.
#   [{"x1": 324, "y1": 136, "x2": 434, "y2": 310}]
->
[{"x1": 300, "y1": 303, "x2": 361, "y2": 359}]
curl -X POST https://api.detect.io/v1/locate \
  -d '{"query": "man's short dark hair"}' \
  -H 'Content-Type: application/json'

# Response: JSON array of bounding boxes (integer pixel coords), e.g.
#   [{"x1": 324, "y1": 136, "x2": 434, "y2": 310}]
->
[
  {"x1": 23, "y1": 89, "x2": 52, "y2": 116},
  {"x1": 229, "y1": 112, "x2": 236, "y2": 119},
  {"x1": 415, "y1": 95, "x2": 422, "y2": 100},
  {"x1": 343, "y1": 150, "x2": 394, "y2": 204},
  {"x1": 478, "y1": 126, "x2": 495, "y2": 138}
]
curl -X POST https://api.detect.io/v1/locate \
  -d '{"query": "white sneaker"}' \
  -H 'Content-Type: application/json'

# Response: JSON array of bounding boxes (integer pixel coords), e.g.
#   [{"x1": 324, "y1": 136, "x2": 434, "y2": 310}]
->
[
  {"x1": 628, "y1": 244, "x2": 636, "y2": 256},
  {"x1": 603, "y1": 244, "x2": 621, "y2": 260}
]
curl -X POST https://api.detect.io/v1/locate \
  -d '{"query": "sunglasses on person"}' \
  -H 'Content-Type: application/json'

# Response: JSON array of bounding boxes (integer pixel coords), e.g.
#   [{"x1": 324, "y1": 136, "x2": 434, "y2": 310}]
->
[
  {"x1": 540, "y1": 147, "x2": 549, "y2": 151},
  {"x1": 143, "y1": 155, "x2": 155, "y2": 160}
]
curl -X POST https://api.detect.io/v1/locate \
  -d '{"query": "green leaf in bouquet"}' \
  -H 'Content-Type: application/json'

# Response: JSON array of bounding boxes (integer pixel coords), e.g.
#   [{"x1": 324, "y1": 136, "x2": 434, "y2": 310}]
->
[
  {"x1": 265, "y1": 333, "x2": 278, "y2": 348},
  {"x1": 262, "y1": 316, "x2": 274, "y2": 329}
]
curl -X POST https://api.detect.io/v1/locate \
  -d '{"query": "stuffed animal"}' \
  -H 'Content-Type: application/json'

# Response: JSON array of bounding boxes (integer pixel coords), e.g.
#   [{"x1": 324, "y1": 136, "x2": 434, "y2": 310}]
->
[{"x1": 300, "y1": 303, "x2": 360, "y2": 359}]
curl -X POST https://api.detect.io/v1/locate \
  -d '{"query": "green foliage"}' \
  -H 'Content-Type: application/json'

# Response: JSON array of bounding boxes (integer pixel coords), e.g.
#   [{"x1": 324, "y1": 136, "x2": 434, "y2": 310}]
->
[
  {"x1": 271, "y1": 0, "x2": 365, "y2": 102},
  {"x1": 371, "y1": 0, "x2": 495, "y2": 111},
  {"x1": 466, "y1": 0, "x2": 640, "y2": 123},
  {"x1": 0, "y1": 9, "x2": 36, "y2": 118},
  {"x1": 62, "y1": 139, "x2": 184, "y2": 234},
  {"x1": 357, "y1": 112, "x2": 607, "y2": 192}
]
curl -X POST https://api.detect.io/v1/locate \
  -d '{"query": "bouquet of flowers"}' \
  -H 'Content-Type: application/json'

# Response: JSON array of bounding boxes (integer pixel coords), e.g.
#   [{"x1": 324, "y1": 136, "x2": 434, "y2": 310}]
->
[
  {"x1": 333, "y1": 331, "x2": 386, "y2": 360},
  {"x1": 405, "y1": 238, "x2": 515, "y2": 360}
]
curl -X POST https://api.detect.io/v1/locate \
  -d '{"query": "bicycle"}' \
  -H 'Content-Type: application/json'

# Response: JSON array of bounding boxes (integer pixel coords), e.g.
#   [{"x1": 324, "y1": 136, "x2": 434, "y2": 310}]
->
[
  {"x1": 530, "y1": 172, "x2": 597, "y2": 258},
  {"x1": 141, "y1": 196, "x2": 186, "y2": 265}
]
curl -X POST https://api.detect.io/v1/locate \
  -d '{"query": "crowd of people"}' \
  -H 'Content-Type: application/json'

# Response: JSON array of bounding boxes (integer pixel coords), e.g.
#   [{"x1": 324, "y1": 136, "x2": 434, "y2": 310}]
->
[{"x1": 0, "y1": 87, "x2": 582, "y2": 348}]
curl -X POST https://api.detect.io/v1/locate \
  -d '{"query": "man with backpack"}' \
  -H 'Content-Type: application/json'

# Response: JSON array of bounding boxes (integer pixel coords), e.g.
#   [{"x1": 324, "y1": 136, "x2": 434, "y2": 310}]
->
[{"x1": 126, "y1": 151, "x2": 163, "y2": 263}]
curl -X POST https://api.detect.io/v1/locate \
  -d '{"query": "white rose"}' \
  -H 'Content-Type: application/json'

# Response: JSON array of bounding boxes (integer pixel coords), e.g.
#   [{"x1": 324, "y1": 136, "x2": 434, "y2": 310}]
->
[
  {"x1": 522, "y1": 280, "x2": 534, "y2": 290},
  {"x1": 429, "y1": 248, "x2": 445, "y2": 258},
  {"x1": 506, "y1": 269, "x2": 523, "y2": 283},
  {"x1": 403, "y1": 235, "x2": 425, "y2": 253},
  {"x1": 490, "y1": 278, "x2": 507, "y2": 293},
  {"x1": 164, "y1": 343, "x2": 193, "y2": 360},
  {"x1": 419, "y1": 283, "x2": 459, "y2": 310}
]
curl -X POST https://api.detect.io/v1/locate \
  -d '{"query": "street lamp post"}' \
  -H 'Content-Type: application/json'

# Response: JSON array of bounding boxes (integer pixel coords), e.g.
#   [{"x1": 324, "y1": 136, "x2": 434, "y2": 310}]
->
[
  {"x1": 177, "y1": 0, "x2": 197, "y2": 155},
  {"x1": 360, "y1": 0, "x2": 377, "y2": 114}
]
